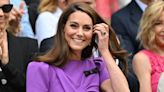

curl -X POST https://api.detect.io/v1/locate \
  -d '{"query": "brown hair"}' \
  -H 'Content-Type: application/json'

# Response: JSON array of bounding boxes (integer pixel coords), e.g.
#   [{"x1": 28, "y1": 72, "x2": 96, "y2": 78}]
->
[{"x1": 36, "y1": 3, "x2": 128, "y2": 74}]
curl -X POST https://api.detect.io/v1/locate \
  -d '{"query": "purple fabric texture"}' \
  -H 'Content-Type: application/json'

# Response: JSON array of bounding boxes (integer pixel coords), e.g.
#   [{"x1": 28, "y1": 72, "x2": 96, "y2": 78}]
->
[{"x1": 27, "y1": 57, "x2": 109, "y2": 92}]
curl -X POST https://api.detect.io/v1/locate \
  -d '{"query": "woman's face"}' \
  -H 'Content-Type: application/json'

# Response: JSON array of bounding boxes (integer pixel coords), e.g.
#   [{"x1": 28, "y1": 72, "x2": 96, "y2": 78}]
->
[
  {"x1": 64, "y1": 11, "x2": 93, "y2": 53},
  {"x1": 153, "y1": 11, "x2": 164, "y2": 48},
  {"x1": 0, "y1": 0, "x2": 10, "y2": 30}
]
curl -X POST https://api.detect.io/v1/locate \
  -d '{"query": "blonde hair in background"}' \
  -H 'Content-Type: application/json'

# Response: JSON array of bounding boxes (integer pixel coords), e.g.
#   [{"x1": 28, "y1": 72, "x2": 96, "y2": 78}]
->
[
  {"x1": 38, "y1": 0, "x2": 58, "y2": 13},
  {"x1": 137, "y1": 0, "x2": 164, "y2": 50}
]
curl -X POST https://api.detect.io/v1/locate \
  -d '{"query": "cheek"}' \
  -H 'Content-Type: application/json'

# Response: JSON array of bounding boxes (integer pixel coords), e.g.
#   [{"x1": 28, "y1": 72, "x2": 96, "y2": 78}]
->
[
  {"x1": 4, "y1": 13, "x2": 10, "y2": 23},
  {"x1": 64, "y1": 27, "x2": 74, "y2": 41},
  {"x1": 85, "y1": 32, "x2": 93, "y2": 42},
  {"x1": 4, "y1": 13, "x2": 9, "y2": 19}
]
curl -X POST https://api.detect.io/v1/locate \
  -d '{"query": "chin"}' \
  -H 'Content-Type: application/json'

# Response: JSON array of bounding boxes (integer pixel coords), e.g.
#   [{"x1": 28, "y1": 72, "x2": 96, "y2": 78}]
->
[{"x1": 71, "y1": 46, "x2": 86, "y2": 51}]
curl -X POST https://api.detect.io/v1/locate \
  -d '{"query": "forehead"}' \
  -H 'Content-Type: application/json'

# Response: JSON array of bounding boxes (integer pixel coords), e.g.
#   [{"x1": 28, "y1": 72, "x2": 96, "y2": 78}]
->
[
  {"x1": 67, "y1": 11, "x2": 92, "y2": 24},
  {"x1": 160, "y1": 11, "x2": 164, "y2": 19},
  {"x1": 0, "y1": 0, "x2": 9, "y2": 6}
]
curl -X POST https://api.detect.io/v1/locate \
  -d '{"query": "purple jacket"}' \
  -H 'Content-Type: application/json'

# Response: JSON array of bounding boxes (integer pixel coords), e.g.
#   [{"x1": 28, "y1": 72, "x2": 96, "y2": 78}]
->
[{"x1": 27, "y1": 57, "x2": 109, "y2": 92}]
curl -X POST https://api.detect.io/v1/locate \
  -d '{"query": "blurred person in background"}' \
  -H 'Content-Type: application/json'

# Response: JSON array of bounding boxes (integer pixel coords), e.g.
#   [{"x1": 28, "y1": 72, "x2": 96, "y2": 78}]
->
[
  {"x1": 35, "y1": 0, "x2": 64, "y2": 46},
  {"x1": 110, "y1": 0, "x2": 156, "y2": 92},
  {"x1": 25, "y1": 0, "x2": 40, "y2": 34},
  {"x1": 0, "y1": 0, "x2": 38, "y2": 92},
  {"x1": 133, "y1": 1, "x2": 164, "y2": 92},
  {"x1": 111, "y1": 0, "x2": 155, "y2": 60},
  {"x1": 8, "y1": 0, "x2": 34, "y2": 38}
]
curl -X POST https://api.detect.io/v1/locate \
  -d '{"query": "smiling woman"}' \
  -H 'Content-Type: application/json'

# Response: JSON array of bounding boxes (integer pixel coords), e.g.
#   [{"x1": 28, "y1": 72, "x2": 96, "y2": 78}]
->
[
  {"x1": 133, "y1": 0, "x2": 164, "y2": 92},
  {"x1": 27, "y1": 2, "x2": 130, "y2": 92},
  {"x1": 64, "y1": 11, "x2": 93, "y2": 54}
]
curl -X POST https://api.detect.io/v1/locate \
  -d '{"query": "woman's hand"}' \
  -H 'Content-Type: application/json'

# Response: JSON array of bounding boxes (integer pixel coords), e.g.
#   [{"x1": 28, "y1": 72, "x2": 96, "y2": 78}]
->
[{"x1": 93, "y1": 23, "x2": 109, "y2": 52}]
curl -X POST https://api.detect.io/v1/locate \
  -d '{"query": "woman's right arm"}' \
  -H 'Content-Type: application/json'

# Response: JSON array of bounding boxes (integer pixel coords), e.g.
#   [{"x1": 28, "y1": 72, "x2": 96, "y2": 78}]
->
[
  {"x1": 132, "y1": 52, "x2": 152, "y2": 92},
  {"x1": 26, "y1": 62, "x2": 50, "y2": 92}
]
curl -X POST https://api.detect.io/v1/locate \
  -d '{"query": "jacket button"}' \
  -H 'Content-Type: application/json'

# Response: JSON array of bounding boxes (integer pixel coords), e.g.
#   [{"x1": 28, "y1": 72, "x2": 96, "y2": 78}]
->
[{"x1": 1, "y1": 79, "x2": 7, "y2": 85}]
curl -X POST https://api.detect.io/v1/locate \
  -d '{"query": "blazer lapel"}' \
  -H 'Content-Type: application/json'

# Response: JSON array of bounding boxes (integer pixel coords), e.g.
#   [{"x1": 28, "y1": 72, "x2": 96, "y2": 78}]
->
[{"x1": 129, "y1": 1, "x2": 143, "y2": 27}]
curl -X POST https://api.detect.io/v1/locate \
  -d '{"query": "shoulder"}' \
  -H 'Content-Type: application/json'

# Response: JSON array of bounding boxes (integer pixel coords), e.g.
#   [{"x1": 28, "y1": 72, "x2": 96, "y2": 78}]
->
[
  {"x1": 18, "y1": 37, "x2": 38, "y2": 50},
  {"x1": 18, "y1": 37, "x2": 37, "y2": 44},
  {"x1": 8, "y1": 33, "x2": 38, "y2": 49},
  {"x1": 133, "y1": 49, "x2": 154, "y2": 62},
  {"x1": 132, "y1": 50, "x2": 151, "y2": 71},
  {"x1": 42, "y1": 36, "x2": 54, "y2": 43},
  {"x1": 111, "y1": 1, "x2": 138, "y2": 20},
  {"x1": 91, "y1": 57, "x2": 106, "y2": 70},
  {"x1": 28, "y1": 61, "x2": 50, "y2": 72},
  {"x1": 133, "y1": 50, "x2": 149, "y2": 64},
  {"x1": 112, "y1": 2, "x2": 131, "y2": 17},
  {"x1": 39, "y1": 36, "x2": 54, "y2": 52}
]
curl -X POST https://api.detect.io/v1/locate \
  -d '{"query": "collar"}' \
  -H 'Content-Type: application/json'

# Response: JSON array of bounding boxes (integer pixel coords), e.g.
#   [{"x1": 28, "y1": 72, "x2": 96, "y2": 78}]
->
[{"x1": 135, "y1": 0, "x2": 147, "y2": 11}]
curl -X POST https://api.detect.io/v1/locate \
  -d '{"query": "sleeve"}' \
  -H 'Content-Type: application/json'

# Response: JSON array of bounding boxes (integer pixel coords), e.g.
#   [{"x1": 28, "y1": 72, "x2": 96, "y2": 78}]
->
[
  {"x1": 35, "y1": 12, "x2": 58, "y2": 46},
  {"x1": 26, "y1": 62, "x2": 50, "y2": 92},
  {"x1": 94, "y1": 58, "x2": 110, "y2": 84}
]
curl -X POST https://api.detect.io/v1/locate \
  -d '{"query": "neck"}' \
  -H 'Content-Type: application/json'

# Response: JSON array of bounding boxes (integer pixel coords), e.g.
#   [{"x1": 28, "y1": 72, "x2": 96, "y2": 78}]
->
[{"x1": 69, "y1": 51, "x2": 81, "y2": 61}]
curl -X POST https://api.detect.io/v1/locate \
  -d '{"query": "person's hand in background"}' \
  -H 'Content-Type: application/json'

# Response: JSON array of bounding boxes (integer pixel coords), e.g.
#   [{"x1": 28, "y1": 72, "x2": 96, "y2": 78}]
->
[{"x1": 7, "y1": 1, "x2": 25, "y2": 36}]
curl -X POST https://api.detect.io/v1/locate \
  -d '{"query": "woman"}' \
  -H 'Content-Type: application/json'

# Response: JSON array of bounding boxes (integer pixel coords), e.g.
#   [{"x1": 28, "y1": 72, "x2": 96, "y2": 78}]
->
[
  {"x1": 27, "y1": 3, "x2": 129, "y2": 92},
  {"x1": 36, "y1": 0, "x2": 96, "y2": 47},
  {"x1": 0, "y1": 0, "x2": 38, "y2": 92},
  {"x1": 133, "y1": 0, "x2": 164, "y2": 92}
]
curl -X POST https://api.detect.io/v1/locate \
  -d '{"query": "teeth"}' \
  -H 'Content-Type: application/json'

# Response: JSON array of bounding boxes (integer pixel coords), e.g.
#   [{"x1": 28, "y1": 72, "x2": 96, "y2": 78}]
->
[{"x1": 73, "y1": 39, "x2": 83, "y2": 43}]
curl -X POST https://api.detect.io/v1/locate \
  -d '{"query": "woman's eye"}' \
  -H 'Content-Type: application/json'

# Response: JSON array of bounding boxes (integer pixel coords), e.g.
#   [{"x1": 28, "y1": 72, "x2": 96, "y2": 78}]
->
[
  {"x1": 154, "y1": 22, "x2": 161, "y2": 25},
  {"x1": 83, "y1": 26, "x2": 92, "y2": 31},
  {"x1": 154, "y1": 21, "x2": 163, "y2": 26},
  {"x1": 70, "y1": 24, "x2": 78, "y2": 29}
]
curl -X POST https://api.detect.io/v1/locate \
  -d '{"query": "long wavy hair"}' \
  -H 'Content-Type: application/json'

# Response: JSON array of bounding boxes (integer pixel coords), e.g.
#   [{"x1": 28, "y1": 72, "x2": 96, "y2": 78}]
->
[
  {"x1": 137, "y1": 0, "x2": 164, "y2": 51},
  {"x1": 36, "y1": 3, "x2": 128, "y2": 75}
]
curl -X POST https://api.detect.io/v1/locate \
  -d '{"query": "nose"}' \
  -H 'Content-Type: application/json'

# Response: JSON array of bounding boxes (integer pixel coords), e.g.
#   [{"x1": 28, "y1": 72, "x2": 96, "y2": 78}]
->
[{"x1": 76, "y1": 27, "x2": 84, "y2": 37}]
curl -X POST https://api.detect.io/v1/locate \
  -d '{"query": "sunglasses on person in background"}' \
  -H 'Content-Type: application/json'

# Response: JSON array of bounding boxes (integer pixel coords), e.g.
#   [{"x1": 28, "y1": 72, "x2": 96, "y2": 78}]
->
[{"x1": 0, "y1": 4, "x2": 13, "y2": 13}]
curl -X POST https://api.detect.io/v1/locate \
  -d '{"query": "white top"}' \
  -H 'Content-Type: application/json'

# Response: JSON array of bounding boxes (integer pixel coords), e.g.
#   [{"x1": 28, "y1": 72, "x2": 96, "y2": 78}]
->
[
  {"x1": 35, "y1": 7, "x2": 62, "y2": 47},
  {"x1": 135, "y1": 0, "x2": 147, "y2": 11}
]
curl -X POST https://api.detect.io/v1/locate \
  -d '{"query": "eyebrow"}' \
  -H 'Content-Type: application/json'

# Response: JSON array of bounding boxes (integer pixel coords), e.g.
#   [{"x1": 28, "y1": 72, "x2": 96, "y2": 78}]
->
[{"x1": 69, "y1": 21, "x2": 93, "y2": 26}]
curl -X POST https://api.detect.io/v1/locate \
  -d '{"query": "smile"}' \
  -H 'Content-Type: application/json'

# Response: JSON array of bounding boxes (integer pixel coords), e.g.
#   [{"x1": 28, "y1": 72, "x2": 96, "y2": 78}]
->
[{"x1": 73, "y1": 38, "x2": 84, "y2": 43}]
